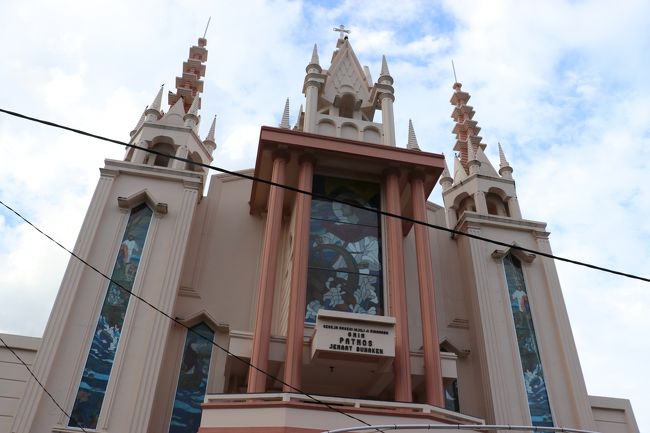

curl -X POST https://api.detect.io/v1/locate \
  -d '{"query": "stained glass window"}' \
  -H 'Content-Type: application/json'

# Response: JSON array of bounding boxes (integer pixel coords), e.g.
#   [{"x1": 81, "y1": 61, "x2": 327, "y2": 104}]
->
[
  {"x1": 168, "y1": 323, "x2": 214, "y2": 433},
  {"x1": 503, "y1": 253, "x2": 554, "y2": 428},
  {"x1": 69, "y1": 204, "x2": 153, "y2": 429},
  {"x1": 305, "y1": 175, "x2": 383, "y2": 322}
]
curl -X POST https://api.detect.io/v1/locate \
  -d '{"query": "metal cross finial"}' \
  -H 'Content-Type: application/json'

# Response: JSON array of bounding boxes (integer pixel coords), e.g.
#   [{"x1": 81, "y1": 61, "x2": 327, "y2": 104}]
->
[{"x1": 333, "y1": 24, "x2": 351, "y2": 39}]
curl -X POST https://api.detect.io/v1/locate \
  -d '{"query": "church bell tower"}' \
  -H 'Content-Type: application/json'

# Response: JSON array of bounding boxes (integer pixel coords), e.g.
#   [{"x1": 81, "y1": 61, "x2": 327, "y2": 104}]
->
[
  {"x1": 11, "y1": 36, "x2": 216, "y2": 433},
  {"x1": 440, "y1": 82, "x2": 597, "y2": 429}
]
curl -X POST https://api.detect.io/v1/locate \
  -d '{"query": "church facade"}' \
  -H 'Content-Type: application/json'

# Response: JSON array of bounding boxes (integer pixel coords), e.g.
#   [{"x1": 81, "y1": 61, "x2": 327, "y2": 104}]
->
[{"x1": 2, "y1": 32, "x2": 639, "y2": 433}]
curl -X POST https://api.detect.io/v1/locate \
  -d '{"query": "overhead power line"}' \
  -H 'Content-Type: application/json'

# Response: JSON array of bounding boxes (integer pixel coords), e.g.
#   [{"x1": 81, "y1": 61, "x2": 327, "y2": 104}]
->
[
  {"x1": 1, "y1": 107, "x2": 648, "y2": 284},
  {"x1": 0, "y1": 199, "x2": 382, "y2": 432},
  {"x1": 0, "y1": 335, "x2": 90, "y2": 433},
  {"x1": 0, "y1": 106, "x2": 646, "y2": 431}
]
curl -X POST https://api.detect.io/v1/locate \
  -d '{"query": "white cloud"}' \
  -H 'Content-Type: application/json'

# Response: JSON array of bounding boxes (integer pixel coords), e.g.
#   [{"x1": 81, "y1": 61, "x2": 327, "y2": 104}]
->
[{"x1": 0, "y1": 0, "x2": 648, "y2": 431}]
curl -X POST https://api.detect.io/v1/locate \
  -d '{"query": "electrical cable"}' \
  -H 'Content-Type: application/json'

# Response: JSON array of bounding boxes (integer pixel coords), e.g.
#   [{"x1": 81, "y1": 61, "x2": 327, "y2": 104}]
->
[
  {"x1": 0, "y1": 199, "x2": 384, "y2": 432},
  {"x1": 1, "y1": 107, "x2": 648, "y2": 284},
  {"x1": 0, "y1": 335, "x2": 90, "y2": 433},
  {"x1": 0, "y1": 107, "x2": 647, "y2": 431}
]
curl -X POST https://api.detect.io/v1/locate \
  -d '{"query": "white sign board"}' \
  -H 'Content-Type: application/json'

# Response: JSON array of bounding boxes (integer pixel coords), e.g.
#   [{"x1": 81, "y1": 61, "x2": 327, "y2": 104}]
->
[{"x1": 311, "y1": 310, "x2": 395, "y2": 359}]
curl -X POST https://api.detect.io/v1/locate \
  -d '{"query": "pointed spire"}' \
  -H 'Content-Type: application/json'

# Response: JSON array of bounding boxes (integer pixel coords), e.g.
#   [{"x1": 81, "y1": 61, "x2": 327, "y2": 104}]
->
[
  {"x1": 130, "y1": 105, "x2": 147, "y2": 137},
  {"x1": 475, "y1": 146, "x2": 499, "y2": 177},
  {"x1": 450, "y1": 82, "x2": 485, "y2": 172},
  {"x1": 203, "y1": 115, "x2": 217, "y2": 154},
  {"x1": 206, "y1": 115, "x2": 216, "y2": 142},
  {"x1": 306, "y1": 43, "x2": 323, "y2": 74},
  {"x1": 381, "y1": 55, "x2": 390, "y2": 76},
  {"x1": 440, "y1": 155, "x2": 453, "y2": 191},
  {"x1": 145, "y1": 85, "x2": 164, "y2": 121},
  {"x1": 498, "y1": 142, "x2": 509, "y2": 167},
  {"x1": 498, "y1": 142, "x2": 514, "y2": 179},
  {"x1": 151, "y1": 85, "x2": 164, "y2": 111},
  {"x1": 279, "y1": 98, "x2": 290, "y2": 129},
  {"x1": 168, "y1": 97, "x2": 186, "y2": 116},
  {"x1": 376, "y1": 54, "x2": 394, "y2": 89},
  {"x1": 183, "y1": 94, "x2": 201, "y2": 129},
  {"x1": 294, "y1": 103, "x2": 304, "y2": 131},
  {"x1": 453, "y1": 154, "x2": 468, "y2": 184},
  {"x1": 311, "y1": 44, "x2": 320, "y2": 66},
  {"x1": 161, "y1": 96, "x2": 186, "y2": 126},
  {"x1": 407, "y1": 119, "x2": 420, "y2": 150},
  {"x1": 380, "y1": 55, "x2": 390, "y2": 77},
  {"x1": 168, "y1": 37, "x2": 208, "y2": 112},
  {"x1": 188, "y1": 94, "x2": 200, "y2": 116}
]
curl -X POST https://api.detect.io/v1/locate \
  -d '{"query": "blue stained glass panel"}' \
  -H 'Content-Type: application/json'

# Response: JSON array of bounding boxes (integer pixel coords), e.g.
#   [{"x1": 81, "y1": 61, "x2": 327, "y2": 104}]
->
[
  {"x1": 311, "y1": 175, "x2": 380, "y2": 227},
  {"x1": 503, "y1": 254, "x2": 554, "y2": 428},
  {"x1": 168, "y1": 323, "x2": 214, "y2": 433},
  {"x1": 69, "y1": 204, "x2": 153, "y2": 429},
  {"x1": 306, "y1": 175, "x2": 383, "y2": 323}
]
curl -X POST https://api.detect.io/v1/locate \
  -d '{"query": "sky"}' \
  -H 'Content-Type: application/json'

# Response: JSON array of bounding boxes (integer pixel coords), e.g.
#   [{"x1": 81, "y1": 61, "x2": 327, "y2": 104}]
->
[{"x1": 0, "y1": 0, "x2": 648, "y2": 431}]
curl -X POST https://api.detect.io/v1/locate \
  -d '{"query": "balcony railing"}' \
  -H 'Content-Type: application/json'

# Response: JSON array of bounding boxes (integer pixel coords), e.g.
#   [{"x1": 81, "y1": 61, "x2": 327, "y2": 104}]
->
[{"x1": 200, "y1": 392, "x2": 484, "y2": 433}]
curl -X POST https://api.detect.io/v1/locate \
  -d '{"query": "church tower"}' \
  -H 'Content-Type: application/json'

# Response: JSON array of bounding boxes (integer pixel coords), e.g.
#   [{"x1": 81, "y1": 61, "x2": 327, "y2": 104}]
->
[
  {"x1": 4, "y1": 27, "x2": 638, "y2": 433},
  {"x1": 245, "y1": 27, "x2": 448, "y2": 409},
  {"x1": 11, "y1": 36, "x2": 216, "y2": 433},
  {"x1": 298, "y1": 27, "x2": 397, "y2": 146},
  {"x1": 440, "y1": 82, "x2": 597, "y2": 429}
]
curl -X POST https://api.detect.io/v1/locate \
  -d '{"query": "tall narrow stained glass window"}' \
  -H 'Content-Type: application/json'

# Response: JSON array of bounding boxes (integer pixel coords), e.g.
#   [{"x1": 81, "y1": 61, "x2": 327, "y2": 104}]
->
[
  {"x1": 305, "y1": 174, "x2": 383, "y2": 322},
  {"x1": 168, "y1": 323, "x2": 214, "y2": 433},
  {"x1": 69, "y1": 203, "x2": 153, "y2": 429},
  {"x1": 503, "y1": 253, "x2": 554, "y2": 428}
]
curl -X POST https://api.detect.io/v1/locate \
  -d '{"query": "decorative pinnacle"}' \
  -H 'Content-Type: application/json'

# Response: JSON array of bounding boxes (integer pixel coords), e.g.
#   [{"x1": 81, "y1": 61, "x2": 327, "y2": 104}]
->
[
  {"x1": 130, "y1": 105, "x2": 147, "y2": 137},
  {"x1": 279, "y1": 98, "x2": 290, "y2": 129},
  {"x1": 150, "y1": 85, "x2": 164, "y2": 112},
  {"x1": 187, "y1": 94, "x2": 200, "y2": 116},
  {"x1": 441, "y1": 157, "x2": 452, "y2": 179},
  {"x1": 205, "y1": 115, "x2": 216, "y2": 142},
  {"x1": 498, "y1": 142, "x2": 509, "y2": 167},
  {"x1": 310, "y1": 44, "x2": 320, "y2": 66},
  {"x1": 440, "y1": 156, "x2": 453, "y2": 190},
  {"x1": 498, "y1": 142, "x2": 514, "y2": 179},
  {"x1": 296, "y1": 103, "x2": 304, "y2": 129},
  {"x1": 380, "y1": 55, "x2": 390, "y2": 76},
  {"x1": 407, "y1": 119, "x2": 420, "y2": 150}
]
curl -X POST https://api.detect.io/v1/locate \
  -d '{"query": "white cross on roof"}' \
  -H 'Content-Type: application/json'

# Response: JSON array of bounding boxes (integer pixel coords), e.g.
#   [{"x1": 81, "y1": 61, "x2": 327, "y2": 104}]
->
[{"x1": 333, "y1": 24, "x2": 351, "y2": 39}]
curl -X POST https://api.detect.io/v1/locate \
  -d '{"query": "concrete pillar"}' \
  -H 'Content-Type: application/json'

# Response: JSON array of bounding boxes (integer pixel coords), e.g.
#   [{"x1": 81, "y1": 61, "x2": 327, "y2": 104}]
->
[
  {"x1": 172, "y1": 146, "x2": 189, "y2": 170},
  {"x1": 474, "y1": 191, "x2": 488, "y2": 214},
  {"x1": 507, "y1": 196, "x2": 522, "y2": 219},
  {"x1": 380, "y1": 94, "x2": 396, "y2": 147},
  {"x1": 410, "y1": 173, "x2": 444, "y2": 407},
  {"x1": 283, "y1": 155, "x2": 314, "y2": 391},
  {"x1": 303, "y1": 84, "x2": 319, "y2": 134},
  {"x1": 248, "y1": 150, "x2": 289, "y2": 393},
  {"x1": 384, "y1": 168, "x2": 412, "y2": 401},
  {"x1": 132, "y1": 139, "x2": 149, "y2": 164}
]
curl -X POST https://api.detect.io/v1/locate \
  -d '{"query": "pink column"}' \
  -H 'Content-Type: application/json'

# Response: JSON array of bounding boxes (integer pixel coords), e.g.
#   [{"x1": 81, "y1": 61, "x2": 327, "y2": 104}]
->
[
  {"x1": 384, "y1": 168, "x2": 412, "y2": 402},
  {"x1": 283, "y1": 155, "x2": 314, "y2": 392},
  {"x1": 410, "y1": 172, "x2": 444, "y2": 407},
  {"x1": 248, "y1": 150, "x2": 289, "y2": 393}
]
